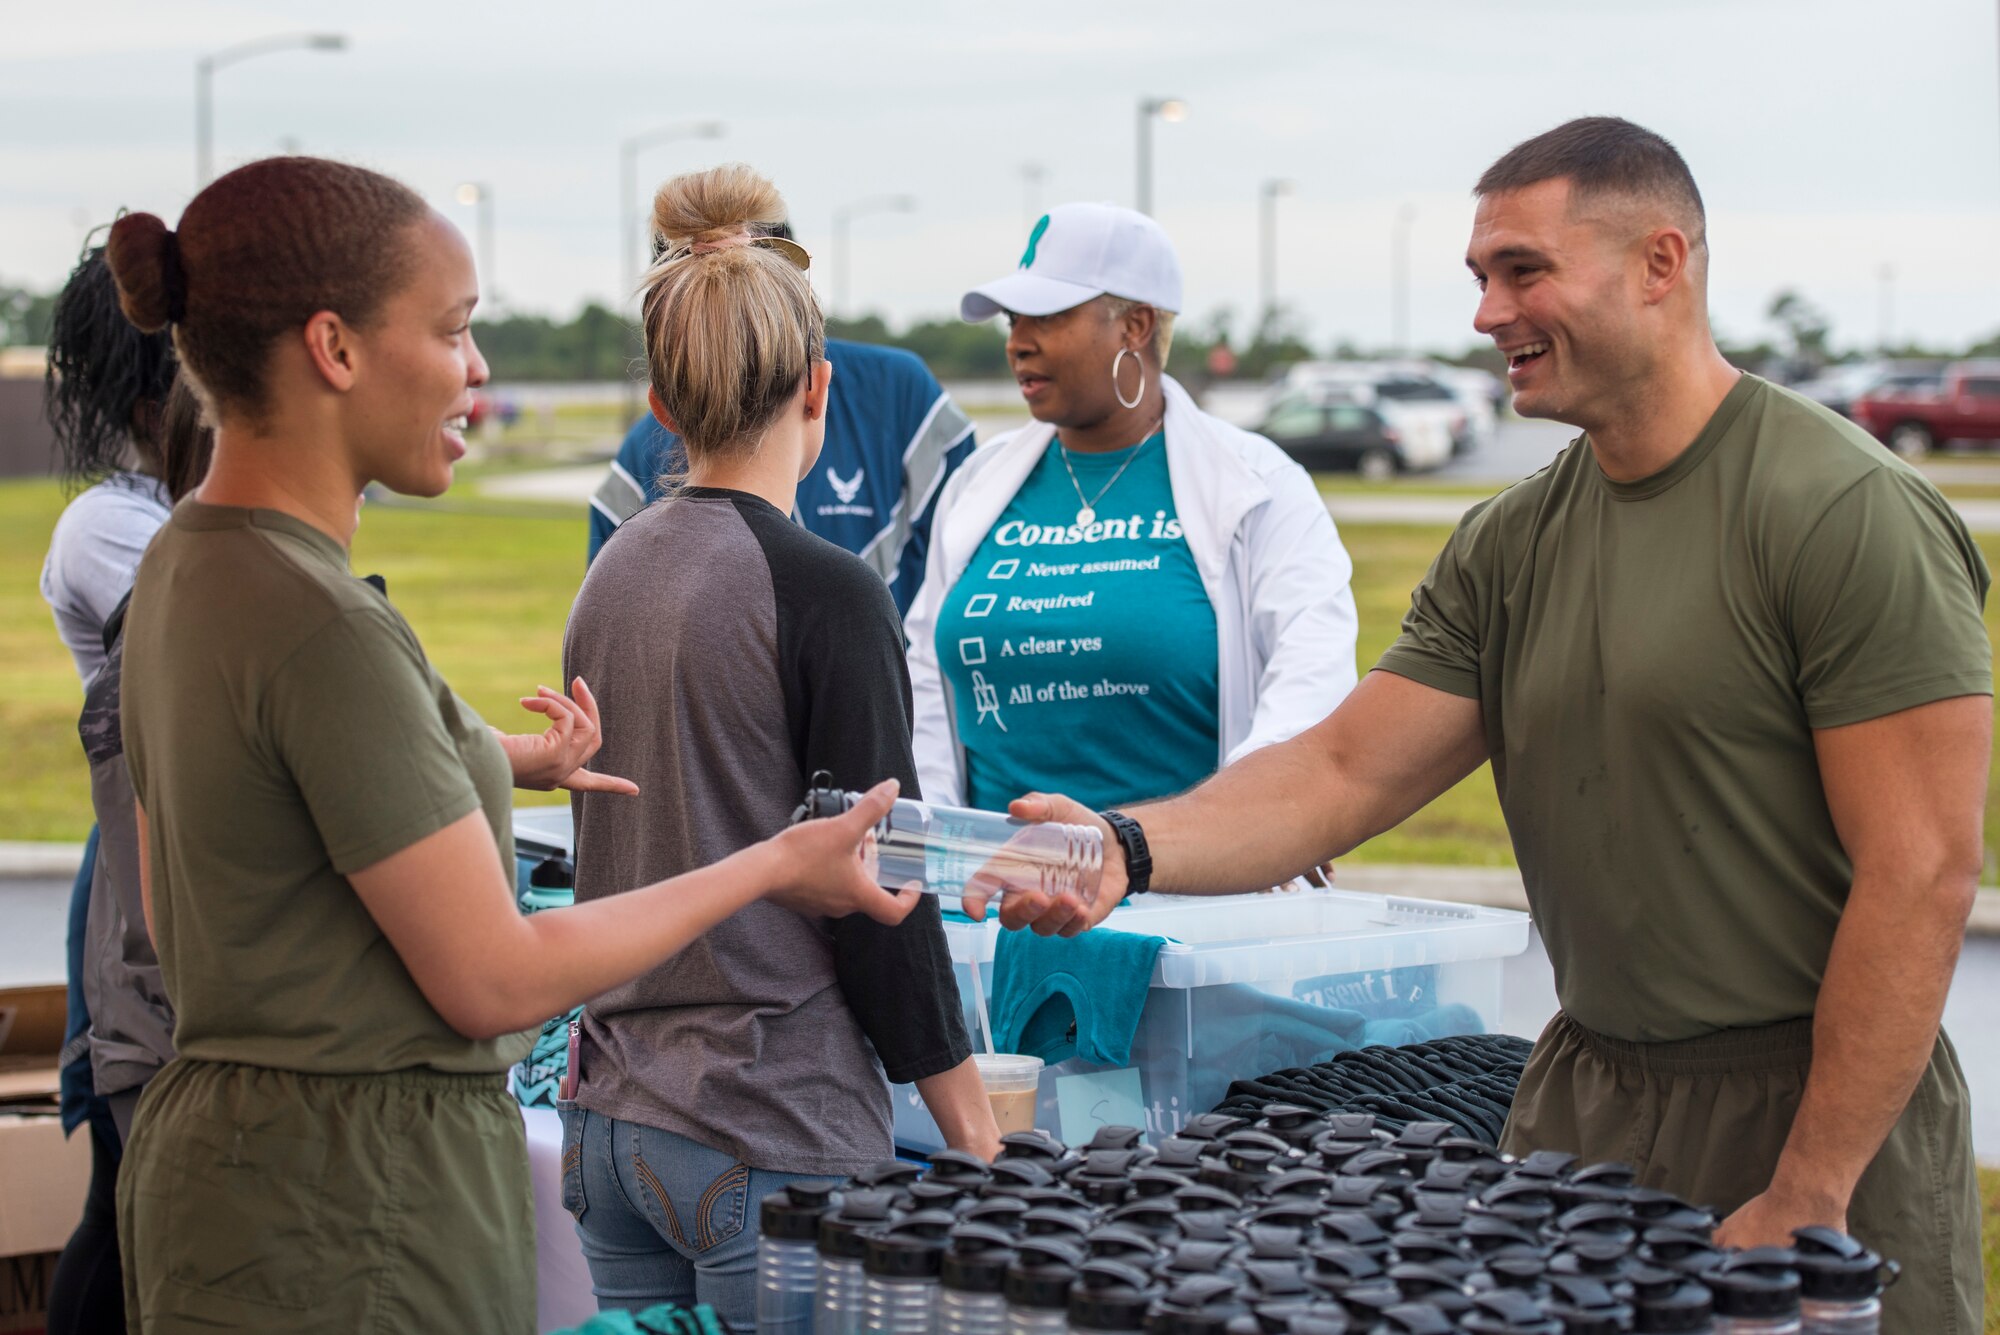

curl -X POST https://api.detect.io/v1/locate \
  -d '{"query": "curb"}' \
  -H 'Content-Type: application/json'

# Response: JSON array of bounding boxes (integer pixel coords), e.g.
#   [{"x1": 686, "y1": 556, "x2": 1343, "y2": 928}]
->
[
  {"x1": 0, "y1": 842, "x2": 86, "y2": 880},
  {"x1": 1332, "y1": 863, "x2": 2000, "y2": 939}
]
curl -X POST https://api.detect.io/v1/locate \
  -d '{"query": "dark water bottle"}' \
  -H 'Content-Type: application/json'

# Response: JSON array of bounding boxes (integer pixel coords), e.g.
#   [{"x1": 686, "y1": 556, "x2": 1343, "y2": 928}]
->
[
  {"x1": 1005, "y1": 1237, "x2": 1087, "y2": 1335},
  {"x1": 817, "y1": 1190, "x2": 899, "y2": 1335},
  {"x1": 863, "y1": 1214, "x2": 954, "y2": 1335},
  {"x1": 760, "y1": 1183, "x2": 838, "y2": 1335},
  {"x1": 1067, "y1": 1259, "x2": 1158, "y2": 1335},
  {"x1": 1707, "y1": 1249, "x2": 1801, "y2": 1335},
  {"x1": 940, "y1": 1224, "x2": 1018, "y2": 1335},
  {"x1": 797, "y1": 778, "x2": 1103, "y2": 905},
  {"x1": 1463, "y1": 1288, "x2": 1565, "y2": 1335},
  {"x1": 1790, "y1": 1228, "x2": 1897, "y2": 1335}
]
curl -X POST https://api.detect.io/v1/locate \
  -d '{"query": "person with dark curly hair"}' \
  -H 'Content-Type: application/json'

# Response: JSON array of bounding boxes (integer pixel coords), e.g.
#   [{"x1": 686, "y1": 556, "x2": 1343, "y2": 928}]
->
[{"x1": 37, "y1": 239, "x2": 181, "y2": 1335}]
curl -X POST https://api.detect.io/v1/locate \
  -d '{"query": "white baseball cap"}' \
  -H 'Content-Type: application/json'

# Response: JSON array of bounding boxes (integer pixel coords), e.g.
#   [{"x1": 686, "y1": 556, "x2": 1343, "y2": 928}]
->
[{"x1": 960, "y1": 203, "x2": 1184, "y2": 322}]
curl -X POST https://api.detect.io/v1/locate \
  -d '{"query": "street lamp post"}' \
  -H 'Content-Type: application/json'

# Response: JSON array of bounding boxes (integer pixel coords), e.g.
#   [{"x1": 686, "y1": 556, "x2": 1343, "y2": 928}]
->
[
  {"x1": 456, "y1": 183, "x2": 497, "y2": 308},
  {"x1": 1021, "y1": 163, "x2": 1048, "y2": 229},
  {"x1": 831, "y1": 195, "x2": 916, "y2": 318},
  {"x1": 1391, "y1": 204, "x2": 1417, "y2": 355},
  {"x1": 1135, "y1": 97, "x2": 1187, "y2": 216},
  {"x1": 195, "y1": 33, "x2": 347, "y2": 188},
  {"x1": 1258, "y1": 179, "x2": 1294, "y2": 336},
  {"x1": 618, "y1": 121, "x2": 726, "y2": 302}
]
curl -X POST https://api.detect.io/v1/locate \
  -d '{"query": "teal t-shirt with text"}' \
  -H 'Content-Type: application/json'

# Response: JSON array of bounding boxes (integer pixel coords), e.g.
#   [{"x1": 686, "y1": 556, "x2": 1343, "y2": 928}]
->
[{"x1": 935, "y1": 433, "x2": 1220, "y2": 811}]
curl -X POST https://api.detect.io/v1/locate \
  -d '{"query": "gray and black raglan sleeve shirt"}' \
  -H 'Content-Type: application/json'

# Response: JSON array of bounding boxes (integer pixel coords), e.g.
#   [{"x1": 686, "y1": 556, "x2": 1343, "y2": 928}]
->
[{"x1": 564, "y1": 486, "x2": 970, "y2": 1175}]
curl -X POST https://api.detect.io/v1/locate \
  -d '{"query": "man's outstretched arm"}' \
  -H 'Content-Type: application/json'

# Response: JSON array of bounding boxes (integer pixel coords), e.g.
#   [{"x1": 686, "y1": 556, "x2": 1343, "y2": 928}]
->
[
  {"x1": 963, "y1": 670, "x2": 1488, "y2": 934},
  {"x1": 1716, "y1": 693, "x2": 1988, "y2": 1246}
]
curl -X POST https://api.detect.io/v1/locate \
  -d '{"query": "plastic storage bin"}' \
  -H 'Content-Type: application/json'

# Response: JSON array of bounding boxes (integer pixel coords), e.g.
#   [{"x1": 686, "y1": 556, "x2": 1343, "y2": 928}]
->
[{"x1": 890, "y1": 886, "x2": 1530, "y2": 1152}]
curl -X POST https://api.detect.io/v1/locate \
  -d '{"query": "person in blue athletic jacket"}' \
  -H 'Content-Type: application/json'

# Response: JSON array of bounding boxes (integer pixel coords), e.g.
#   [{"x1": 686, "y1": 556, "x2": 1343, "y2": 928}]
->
[{"x1": 588, "y1": 227, "x2": 976, "y2": 617}]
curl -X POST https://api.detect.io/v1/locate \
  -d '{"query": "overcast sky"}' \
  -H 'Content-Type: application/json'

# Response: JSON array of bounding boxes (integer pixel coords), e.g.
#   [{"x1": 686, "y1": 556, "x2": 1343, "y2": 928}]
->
[{"x1": 5, "y1": 0, "x2": 1999, "y2": 357}]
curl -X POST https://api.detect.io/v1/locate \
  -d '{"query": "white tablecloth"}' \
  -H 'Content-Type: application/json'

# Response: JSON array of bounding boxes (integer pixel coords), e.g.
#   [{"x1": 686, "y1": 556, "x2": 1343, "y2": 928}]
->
[{"x1": 522, "y1": 1104, "x2": 599, "y2": 1333}]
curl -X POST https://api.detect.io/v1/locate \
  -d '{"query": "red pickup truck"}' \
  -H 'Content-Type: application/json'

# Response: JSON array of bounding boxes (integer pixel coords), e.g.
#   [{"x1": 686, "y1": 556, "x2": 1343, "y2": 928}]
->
[{"x1": 1850, "y1": 362, "x2": 2000, "y2": 459}]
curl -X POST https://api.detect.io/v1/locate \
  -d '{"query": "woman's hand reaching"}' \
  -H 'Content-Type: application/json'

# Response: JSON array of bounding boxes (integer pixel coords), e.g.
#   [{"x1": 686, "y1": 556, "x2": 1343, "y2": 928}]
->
[
  {"x1": 496, "y1": 677, "x2": 640, "y2": 795},
  {"x1": 767, "y1": 778, "x2": 921, "y2": 925}
]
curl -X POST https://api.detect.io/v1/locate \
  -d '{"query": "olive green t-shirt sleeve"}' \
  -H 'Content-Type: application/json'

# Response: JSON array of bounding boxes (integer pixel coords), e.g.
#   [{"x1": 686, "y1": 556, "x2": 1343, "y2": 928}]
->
[
  {"x1": 267, "y1": 606, "x2": 487, "y2": 875},
  {"x1": 1372, "y1": 509, "x2": 1489, "y2": 701},
  {"x1": 1788, "y1": 469, "x2": 1993, "y2": 729}
]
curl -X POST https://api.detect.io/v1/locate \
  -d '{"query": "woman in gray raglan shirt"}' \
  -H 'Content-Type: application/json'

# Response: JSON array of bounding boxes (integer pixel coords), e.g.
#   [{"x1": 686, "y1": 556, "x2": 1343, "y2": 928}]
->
[{"x1": 561, "y1": 165, "x2": 998, "y2": 1330}]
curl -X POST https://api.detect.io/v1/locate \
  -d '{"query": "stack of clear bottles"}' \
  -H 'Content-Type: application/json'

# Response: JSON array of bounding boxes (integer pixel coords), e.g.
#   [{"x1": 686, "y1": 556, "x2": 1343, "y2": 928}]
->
[
  {"x1": 795, "y1": 777, "x2": 1104, "y2": 905},
  {"x1": 1792, "y1": 1227, "x2": 1898, "y2": 1335}
]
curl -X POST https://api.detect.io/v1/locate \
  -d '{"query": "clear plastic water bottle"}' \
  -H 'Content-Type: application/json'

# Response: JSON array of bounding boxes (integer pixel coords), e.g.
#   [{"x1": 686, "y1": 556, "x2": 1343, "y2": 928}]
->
[
  {"x1": 862, "y1": 1214, "x2": 954, "y2": 1335},
  {"x1": 1004, "y1": 1237, "x2": 1086, "y2": 1335},
  {"x1": 1790, "y1": 1228, "x2": 1897, "y2": 1335},
  {"x1": 760, "y1": 1183, "x2": 838, "y2": 1335},
  {"x1": 940, "y1": 1224, "x2": 1017, "y2": 1335},
  {"x1": 795, "y1": 777, "x2": 1103, "y2": 905},
  {"x1": 817, "y1": 1190, "x2": 899, "y2": 1335},
  {"x1": 1707, "y1": 1249, "x2": 1802, "y2": 1335}
]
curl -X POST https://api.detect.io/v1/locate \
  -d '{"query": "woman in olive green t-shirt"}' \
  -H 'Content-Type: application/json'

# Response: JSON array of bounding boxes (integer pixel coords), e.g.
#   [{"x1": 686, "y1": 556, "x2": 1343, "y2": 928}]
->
[{"x1": 104, "y1": 158, "x2": 916, "y2": 1335}]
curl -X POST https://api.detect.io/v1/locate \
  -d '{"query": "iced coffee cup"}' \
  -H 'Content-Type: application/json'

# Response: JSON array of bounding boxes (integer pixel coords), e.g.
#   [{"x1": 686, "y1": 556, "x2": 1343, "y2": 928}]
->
[{"x1": 973, "y1": 1053, "x2": 1042, "y2": 1135}]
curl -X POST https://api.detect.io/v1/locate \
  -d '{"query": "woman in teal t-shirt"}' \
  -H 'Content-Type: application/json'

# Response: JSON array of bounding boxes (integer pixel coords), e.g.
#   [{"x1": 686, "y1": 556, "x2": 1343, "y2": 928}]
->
[{"x1": 906, "y1": 203, "x2": 1360, "y2": 815}]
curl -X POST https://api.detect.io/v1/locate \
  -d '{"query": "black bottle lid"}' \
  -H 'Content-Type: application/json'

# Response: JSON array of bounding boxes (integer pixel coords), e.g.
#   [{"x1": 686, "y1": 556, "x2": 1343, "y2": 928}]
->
[
  {"x1": 1244, "y1": 1225, "x2": 1307, "y2": 1262},
  {"x1": 903, "y1": 1179, "x2": 973, "y2": 1213},
  {"x1": 818, "y1": 1189, "x2": 898, "y2": 1259},
  {"x1": 1791, "y1": 1224, "x2": 1897, "y2": 1302},
  {"x1": 1256, "y1": 1105, "x2": 1324, "y2": 1148},
  {"x1": 852, "y1": 1159, "x2": 925, "y2": 1190},
  {"x1": 1241, "y1": 1260, "x2": 1311, "y2": 1300},
  {"x1": 1146, "y1": 1275, "x2": 1247, "y2": 1335},
  {"x1": 1380, "y1": 1302, "x2": 1457, "y2": 1335},
  {"x1": 1265, "y1": 1170, "x2": 1333, "y2": 1202},
  {"x1": 1251, "y1": 1201, "x2": 1323, "y2": 1234},
  {"x1": 1633, "y1": 1279, "x2": 1714, "y2": 1333},
  {"x1": 1160, "y1": 1239, "x2": 1239, "y2": 1278},
  {"x1": 1307, "y1": 1243, "x2": 1385, "y2": 1288},
  {"x1": 961, "y1": 1196, "x2": 1030, "y2": 1232},
  {"x1": 1312, "y1": 1211, "x2": 1390, "y2": 1253},
  {"x1": 760, "y1": 1181, "x2": 837, "y2": 1241},
  {"x1": 1462, "y1": 1214, "x2": 1545, "y2": 1256},
  {"x1": 940, "y1": 1223, "x2": 1017, "y2": 1294},
  {"x1": 1553, "y1": 1203, "x2": 1637, "y2": 1246},
  {"x1": 1636, "y1": 1227, "x2": 1718, "y2": 1274},
  {"x1": 1176, "y1": 1212, "x2": 1241, "y2": 1245},
  {"x1": 1018, "y1": 1186, "x2": 1088, "y2": 1213},
  {"x1": 1087, "y1": 1225, "x2": 1162, "y2": 1262},
  {"x1": 1110, "y1": 1199, "x2": 1182, "y2": 1239},
  {"x1": 1398, "y1": 1191, "x2": 1469, "y2": 1232},
  {"x1": 1706, "y1": 1249, "x2": 1800, "y2": 1319},
  {"x1": 1474, "y1": 1177, "x2": 1560, "y2": 1224},
  {"x1": 1307, "y1": 1137, "x2": 1379, "y2": 1173},
  {"x1": 1387, "y1": 1231, "x2": 1466, "y2": 1267},
  {"x1": 1323, "y1": 1113, "x2": 1379, "y2": 1140},
  {"x1": 1079, "y1": 1148, "x2": 1145, "y2": 1179},
  {"x1": 1088, "y1": 1126, "x2": 1148, "y2": 1152},
  {"x1": 1177, "y1": 1183, "x2": 1248, "y2": 1214},
  {"x1": 1341, "y1": 1149, "x2": 1414, "y2": 1182},
  {"x1": 1421, "y1": 1161, "x2": 1487, "y2": 1194},
  {"x1": 1330, "y1": 1279, "x2": 1401, "y2": 1323},
  {"x1": 1462, "y1": 1287, "x2": 1564, "y2": 1334},
  {"x1": 1069, "y1": 1259, "x2": 1160, "y2": 1333},
  {"x1": 1179, "y1": 1114, "x2": 1251, "y2": 1143},
  {"x1": 1155, "y1": 1138, "x2": 1211, "y2": 1171},
  {"x1": 1544, "y1": 1273, "x2": 1637, "y2": 1333},
  {"x1": 1283, "y1": 1314, "x2": 1351, "y2": 1335},
  {"x1": 1021, "y1": 1207, "x2": 1094, "y2": 1240},
  {"x1": 863, "y1": 1222, "x2": 947, "y2": 1280},
  {"x1": 1131, "y1": 1167, "x2": 1190, "y2": 1200},
  {"x1": 999, "y1": 1130, "x2": 1069, "y2": 1164},
  {"x1": 1004, "y1": 1236, "x2": 1086, "y2": 1310},
  {"x1": 986, "y1": 1159, "x2": 1057, "y2": 1193},
  {"x1": 1221, "y1": 1129, "x2": 1296, "y2": 1157},
  {"x1": 927, "y1": 1149, "x2": 995, "y2": 1186},
  {"x1": 1323, "y1": 1176, "x2": 1403, "y2": 1220},
  {"x1": 1510, "y1": 1150, "x2": 1578, "y2": 1181},
  {"x1": 1568, "y1": 1162, "x2": 1636, "y2": 1189}
]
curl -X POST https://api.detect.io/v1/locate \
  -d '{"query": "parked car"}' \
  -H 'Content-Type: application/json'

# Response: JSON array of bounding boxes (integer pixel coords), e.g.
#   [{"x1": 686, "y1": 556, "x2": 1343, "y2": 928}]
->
[
  {"x1": 1275, "y1": 362, "x2": 1471, "y2": 460},
  {"x1": 1256, "y1": 394, "x2": 1440, "y2": 478},
  {"x1": 1792, "y1": 360, "x2": 1945, "y2": 420},
  {"x1": 1850, "y1": 361, "x2": 2000, "y2": 459}
]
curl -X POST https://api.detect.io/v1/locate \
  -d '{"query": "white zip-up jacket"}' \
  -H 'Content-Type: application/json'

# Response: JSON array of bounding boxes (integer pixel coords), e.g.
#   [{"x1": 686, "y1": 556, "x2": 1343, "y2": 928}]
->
[{"x1": 906, "y1": 375, "x2": 1359, "y2": 807}]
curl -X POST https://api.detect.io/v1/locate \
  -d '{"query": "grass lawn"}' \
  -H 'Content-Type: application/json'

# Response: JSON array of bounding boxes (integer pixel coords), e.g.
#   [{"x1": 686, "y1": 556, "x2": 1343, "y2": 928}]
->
[{"x1": 8, "y1": 473, "x2": 2000, "y2": 876}]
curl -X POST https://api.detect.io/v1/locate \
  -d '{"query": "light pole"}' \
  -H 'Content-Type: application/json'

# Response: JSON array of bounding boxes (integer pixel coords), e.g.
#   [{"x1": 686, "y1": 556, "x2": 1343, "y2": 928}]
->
[
  {"x1": 1021, "y1": 163, "x2": 1048, "y2": 229},
  {"x1": 1258, "y1": 179, "x2": 1294, "y2": 337},
  {"x1": 618, "y1": 121, "x2": 726, "y2": 302},
  {"x1": 456, "y1": 183, "x2": 497, "y2": 308},
  {"x1": 1391, "y1": 203, "x2": 1417, "y2": 355},
  {"x1": 195, "y1": 33, "x2": 347, "y2": 187},
  {"x1": 831, "y1": 195, "x2": 915, "y2": 318},
  {"x1": 1135, "y1": 97, "x2": 1187, "y2": 216}
]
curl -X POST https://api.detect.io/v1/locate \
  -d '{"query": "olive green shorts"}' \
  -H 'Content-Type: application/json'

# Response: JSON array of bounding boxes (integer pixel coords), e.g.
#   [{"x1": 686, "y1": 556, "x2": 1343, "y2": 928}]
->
[
  {"x1": 1502, "y1": 1012, "x2": 1982, "y2": 1335},
  {"x1": 117, "y1": 1057, "x2": 535, "y2": 1335}
]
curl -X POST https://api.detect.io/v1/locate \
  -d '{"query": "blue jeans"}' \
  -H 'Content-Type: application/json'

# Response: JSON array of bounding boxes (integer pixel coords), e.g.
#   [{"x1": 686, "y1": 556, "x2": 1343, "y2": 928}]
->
[{"x1": 558, "y1": 1103, "x2": 843, "y2": 1333}]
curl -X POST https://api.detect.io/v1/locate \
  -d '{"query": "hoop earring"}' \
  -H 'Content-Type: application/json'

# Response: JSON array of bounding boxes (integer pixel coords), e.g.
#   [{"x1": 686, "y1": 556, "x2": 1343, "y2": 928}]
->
[{"x1": 1112, "y1": 347, "x2": 1145, "y2": 411}]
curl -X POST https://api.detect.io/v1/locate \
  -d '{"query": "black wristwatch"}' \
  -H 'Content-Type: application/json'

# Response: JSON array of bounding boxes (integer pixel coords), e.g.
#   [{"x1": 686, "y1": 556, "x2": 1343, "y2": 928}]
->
[{"x1": 1098, "y1": 809, "x2": 1152, "y2": 897}]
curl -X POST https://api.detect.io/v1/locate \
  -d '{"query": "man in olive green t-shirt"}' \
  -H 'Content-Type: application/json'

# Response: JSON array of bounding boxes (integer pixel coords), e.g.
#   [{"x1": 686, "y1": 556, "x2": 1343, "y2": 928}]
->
[{"x1": 975, "y1": 118, "x2": 1988, "y2": 1331}]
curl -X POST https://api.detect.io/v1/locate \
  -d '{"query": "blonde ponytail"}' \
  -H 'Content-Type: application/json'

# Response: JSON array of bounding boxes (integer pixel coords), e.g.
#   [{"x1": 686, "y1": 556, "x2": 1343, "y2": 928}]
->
[{"x1": 639, "y1": 164, "x2": 824, "y2": 457}]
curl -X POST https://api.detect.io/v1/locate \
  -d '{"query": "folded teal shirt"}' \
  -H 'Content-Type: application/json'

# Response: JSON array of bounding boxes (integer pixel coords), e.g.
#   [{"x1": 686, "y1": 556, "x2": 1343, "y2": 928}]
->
[{"x1": 991, "y1": 928, "x2": 1168, "y2": 1067}]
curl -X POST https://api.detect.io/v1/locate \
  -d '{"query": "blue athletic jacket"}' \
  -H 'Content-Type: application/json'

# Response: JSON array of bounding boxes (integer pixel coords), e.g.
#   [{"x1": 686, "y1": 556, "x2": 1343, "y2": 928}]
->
[{"x1": 587, "y1": 340, "x2": 975, "y2": 616}]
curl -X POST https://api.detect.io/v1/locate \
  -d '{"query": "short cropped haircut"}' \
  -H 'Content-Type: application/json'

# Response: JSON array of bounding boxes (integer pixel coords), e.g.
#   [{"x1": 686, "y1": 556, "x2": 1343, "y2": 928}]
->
[{"x1": 1476, "y1": 117, "x2": 1705, "y2": 252}]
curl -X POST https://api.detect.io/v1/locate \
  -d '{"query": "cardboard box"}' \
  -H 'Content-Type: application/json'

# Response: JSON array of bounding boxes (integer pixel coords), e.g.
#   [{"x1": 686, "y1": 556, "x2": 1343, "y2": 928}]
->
[{"x1": 0, "y1": 985, "x2": 93, "y2": 1335}]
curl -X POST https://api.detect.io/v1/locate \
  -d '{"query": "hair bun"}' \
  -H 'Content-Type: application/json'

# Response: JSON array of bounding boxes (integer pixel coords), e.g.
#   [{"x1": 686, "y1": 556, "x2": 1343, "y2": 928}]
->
[
  {"x1": 106, "y1": 212, "x2": 185, "y2": 333},
  {"x1": 652, "y1": 163, "x2": 787, "y2": 249}
]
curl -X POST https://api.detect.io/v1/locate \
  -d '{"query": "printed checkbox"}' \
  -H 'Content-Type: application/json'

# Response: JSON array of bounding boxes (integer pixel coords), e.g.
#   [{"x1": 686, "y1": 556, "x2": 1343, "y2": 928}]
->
[
  {"x1": 988, "y1": 558, "x2": 1020, "y2": 580},
  {"x1": 958, "y1": 637, "x2": 987, "y2": 666},
  {"x1": 966, "y1": 593, "x2": 997, "y2": 618}
]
